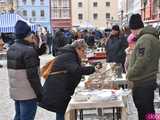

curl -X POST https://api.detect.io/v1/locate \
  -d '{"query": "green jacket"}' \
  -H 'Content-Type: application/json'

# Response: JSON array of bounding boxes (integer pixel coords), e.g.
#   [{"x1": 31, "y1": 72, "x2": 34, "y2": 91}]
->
[{"x1": 126, "y1": 26, "x2": 160, "y2": 87}]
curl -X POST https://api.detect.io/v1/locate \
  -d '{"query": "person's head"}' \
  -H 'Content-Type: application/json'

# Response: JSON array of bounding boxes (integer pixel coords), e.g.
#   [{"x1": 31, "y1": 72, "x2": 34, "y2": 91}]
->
[
  {"x1": 71, "y1": 39, "x2": 88, "y2": 59},
  {"x1": 129, "y1": 13, "x2": 144, "y2": 36},
  {"x1": 15, "y1": 20, "x2": 34, "y2": 43},
  {"x1": 111, "y1": 25, "x2": 120, "y2": 36}
]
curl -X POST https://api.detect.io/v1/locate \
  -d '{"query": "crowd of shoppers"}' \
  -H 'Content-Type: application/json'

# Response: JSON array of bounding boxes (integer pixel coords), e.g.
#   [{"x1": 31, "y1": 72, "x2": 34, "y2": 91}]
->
[{"x1": 4, "y1": 13, "x2": 160, "y2": 120}]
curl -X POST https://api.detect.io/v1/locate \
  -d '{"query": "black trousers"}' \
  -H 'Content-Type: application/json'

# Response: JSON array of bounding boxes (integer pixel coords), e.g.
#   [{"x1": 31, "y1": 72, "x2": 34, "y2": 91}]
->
[{"x1": 132, "y1": 83, "x2": 157, "y2": 120}]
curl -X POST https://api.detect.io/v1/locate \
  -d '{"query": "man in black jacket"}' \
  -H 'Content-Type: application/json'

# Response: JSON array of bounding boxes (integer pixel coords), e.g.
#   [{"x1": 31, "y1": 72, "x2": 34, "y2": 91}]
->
[{"x1": 7, "y1": 20, "x2": 43, "y2": 120}]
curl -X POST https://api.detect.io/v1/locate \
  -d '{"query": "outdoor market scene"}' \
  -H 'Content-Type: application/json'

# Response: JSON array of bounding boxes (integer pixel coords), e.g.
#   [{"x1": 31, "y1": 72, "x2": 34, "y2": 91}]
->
[{"x1": 0, "y1": 0, "x2": 160, "y2": 120}]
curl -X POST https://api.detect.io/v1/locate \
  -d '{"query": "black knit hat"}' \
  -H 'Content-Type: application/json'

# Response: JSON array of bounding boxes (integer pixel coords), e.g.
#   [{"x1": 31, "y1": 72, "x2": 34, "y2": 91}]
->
[
  {"x1": 15, "y1": 20, "x2": 31, "y2": 39},
  {"x1": 129, "y1": 14, "x2": 144, "y2": 30},
  {"x1": 112, "y1": 25, "x2": 120, "y2": 31}
]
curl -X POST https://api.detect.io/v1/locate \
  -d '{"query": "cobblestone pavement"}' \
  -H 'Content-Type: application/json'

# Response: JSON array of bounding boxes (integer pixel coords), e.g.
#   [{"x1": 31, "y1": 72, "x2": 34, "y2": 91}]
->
[{"x1": 0, "y1": 54, "x2": 139, "y2": 120}]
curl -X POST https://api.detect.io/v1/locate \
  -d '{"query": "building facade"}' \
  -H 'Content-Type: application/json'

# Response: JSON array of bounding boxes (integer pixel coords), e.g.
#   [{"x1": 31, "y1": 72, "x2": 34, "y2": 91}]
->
[
  {"x1": 72, "y1": 0, "x2": 119, "y2": 29},
  {"x1": 141, "y1": 0, "x2": 160, "y2": 25},
  {"x1": 16, "y1": 0, "x2": 51, "y2": 32},
  {"x1": 125, "y1": 0, "x2": 141, "y2": 24},
  {"x1": 0, "y1": 0, "x2": 16, "y2": 14},
  {"x1": 118, "y1": 0, "x2": 128, "y2": 25},
  {"x1": 119, "y1": 0, "x2": 160, "y2": 26},
  {"x1": 127, "y1": 0, "x2": 141, "y2": 14},
  {"x1": 51, "y1": 0, "x2": 72, "y2": 29}
]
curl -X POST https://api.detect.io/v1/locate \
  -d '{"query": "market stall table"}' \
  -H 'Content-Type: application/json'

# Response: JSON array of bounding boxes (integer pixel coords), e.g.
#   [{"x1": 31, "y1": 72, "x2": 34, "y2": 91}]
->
[
  {"x1": 65, "y1": 89, "x2": 130, "y2": 120},
  {"x1": 109, "y1": 74, "x2": 128, "y2": 89}
]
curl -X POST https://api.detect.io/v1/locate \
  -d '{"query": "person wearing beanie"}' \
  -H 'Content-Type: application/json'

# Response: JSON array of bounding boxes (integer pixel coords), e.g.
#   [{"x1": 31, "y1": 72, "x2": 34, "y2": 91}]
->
[
  {"x1": 7, "y1": 20, "x2": 43, "y2": 120},
  {"x1": 15, "y1": 20, "x2": 32, "y2": 39},
  {"x1": 105, "y1": 24, "x2": 128, "y2": 73},
  {"x1": 127, "y1": 13, "x2": 160, "y2": 120},
  {"x1": 129, "y1": 13, "x2": 144, "y2": 30},
  {"x1": 112, "y1": 25, "x2": 120, "y2": 31}
]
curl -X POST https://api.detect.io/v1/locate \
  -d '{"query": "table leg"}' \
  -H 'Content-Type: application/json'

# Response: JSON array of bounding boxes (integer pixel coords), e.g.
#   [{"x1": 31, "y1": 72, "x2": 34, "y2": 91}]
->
[
  {"x1": 116, "y1": 107, "x2": 121, "y2": 120},
  {"x1": 97, "y1": 108, "x2": 103, "y2": 116},
  {"x1": 79, "y1": 109, "x2": 83, "y2": 120},
  {"x1": 113, "y1": 107, "x2": 115, "y2": 120},
  {"x1": 74, "y1": 110, "x2": 77, "y2": 120}
]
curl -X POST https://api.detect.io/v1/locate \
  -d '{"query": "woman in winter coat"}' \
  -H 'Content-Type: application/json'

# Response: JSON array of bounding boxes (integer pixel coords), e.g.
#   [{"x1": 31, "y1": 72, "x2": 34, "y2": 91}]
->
[{"x1": 39, "y1": 39, "x2": 96, "y2": 120}]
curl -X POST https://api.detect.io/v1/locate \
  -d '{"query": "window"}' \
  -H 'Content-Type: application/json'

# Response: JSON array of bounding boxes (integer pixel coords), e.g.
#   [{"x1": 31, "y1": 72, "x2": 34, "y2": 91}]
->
[
  {"x1": 106, "y1": 13, "x2": 110, "y2": 19},
  {"x1": 63, "y1": 0, "x2": 69, "y2": 7},
  {"x1": 52, "y1": 8, "x2": 58, "y2": 18},
  {"x1": 63, "y1": 8, "x2": 70, "y2": 18},
  {"x1": 52, "y1": 0, "x2": 71, "y2": 19},
  {"x1": 78, "y1": 13, "x2": 83, "y2": 20},
  {"x1": 31, "y1": 0, "x2": 35, "y2": 5},
  {"x1": 40, "y1": 0, "x2": 44, "y2": 5},
  {"x1": 106, "y1": 2, "x2": 110, "y2": 7},
  {"x1": 93, "y1": 2, "x2": 98, "y2": 7},
  {"x1": 32, "y1": 10, "x2": 36, "y2": 17},
  {"x1": 22, "y1": 10, "x2": 27, "y2": 16},
  {"x1": 78, "y1": 2, "x2": 82, "y2": 7},
  {"x1": 22, "y1": 0, "x2": 27, "y2": 5},
  {"x1": 93, "y1": 13, "x2": 98, "y2": 19},
  {"x1": 40, "y1": 10, "x2": 45, "y2": 17}
]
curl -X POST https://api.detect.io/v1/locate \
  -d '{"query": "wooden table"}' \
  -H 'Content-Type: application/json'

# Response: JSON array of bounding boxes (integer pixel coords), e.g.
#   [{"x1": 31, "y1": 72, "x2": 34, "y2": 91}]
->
[{"x1": 65, "y1": 89, "x2": 130, "y2": 120}]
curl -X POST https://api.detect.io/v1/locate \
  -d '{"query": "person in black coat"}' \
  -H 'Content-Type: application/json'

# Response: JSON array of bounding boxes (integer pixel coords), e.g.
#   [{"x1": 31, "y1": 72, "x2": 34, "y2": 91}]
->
[
  {"x1": 39, "y1": 39, "x2": 97, "y2": 120},
  {"x1": 52, "y1": 29, "x2": 67, "y2": 56},
  {"x1": 105, "y1": 25, "x2": 128, "y2": 72}
]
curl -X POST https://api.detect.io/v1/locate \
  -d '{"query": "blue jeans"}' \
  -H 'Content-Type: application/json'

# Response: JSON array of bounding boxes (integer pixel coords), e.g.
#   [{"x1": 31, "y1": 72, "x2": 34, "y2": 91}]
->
[
  {"x1": 14, "y1": 99, "x2": 37, "y2": 120},
  {"x1": 56, "y1": 112, "x2": 65, "y2": 120}
]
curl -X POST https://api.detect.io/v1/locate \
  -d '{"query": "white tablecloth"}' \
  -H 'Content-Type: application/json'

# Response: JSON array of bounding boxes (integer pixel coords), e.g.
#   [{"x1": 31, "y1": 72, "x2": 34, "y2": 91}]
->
[{"x1": 65, "y1": 89, "x2": 131, "y2": 120}]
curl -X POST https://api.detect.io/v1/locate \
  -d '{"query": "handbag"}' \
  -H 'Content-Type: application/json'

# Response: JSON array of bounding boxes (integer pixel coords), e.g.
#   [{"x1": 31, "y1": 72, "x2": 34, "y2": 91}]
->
[
  {"x1": 41, "y1": 58, "x2": 67, "y2": 80},
  {"x1": 41, "y1": 59, "x2": 55, "y2": 79}
]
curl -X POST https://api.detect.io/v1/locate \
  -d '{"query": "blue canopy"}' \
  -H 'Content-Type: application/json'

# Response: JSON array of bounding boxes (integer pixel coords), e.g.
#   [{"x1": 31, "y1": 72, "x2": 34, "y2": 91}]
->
[{"x1": 0, "y1": 13, "x2": 37, "y2": 33}]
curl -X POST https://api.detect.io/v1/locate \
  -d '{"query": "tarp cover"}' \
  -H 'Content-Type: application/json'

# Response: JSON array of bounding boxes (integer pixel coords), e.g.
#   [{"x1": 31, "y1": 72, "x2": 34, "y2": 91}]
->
[{"x1": 0, "y1": 13, "x2": 37, "y2": 33}]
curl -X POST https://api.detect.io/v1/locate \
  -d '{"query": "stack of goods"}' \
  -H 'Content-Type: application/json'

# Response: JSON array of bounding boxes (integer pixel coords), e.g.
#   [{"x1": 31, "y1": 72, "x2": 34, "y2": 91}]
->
[
  {"x1": 86, "y1": 47, "x2": 106, "y2": 60},
  {"x1": 84, "y1": 63, "x2": 117, "y2": 89},
  {"x1": 94, "y1": 47, "x2": 106, "y2": 59}
]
